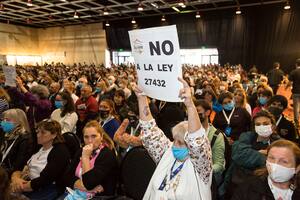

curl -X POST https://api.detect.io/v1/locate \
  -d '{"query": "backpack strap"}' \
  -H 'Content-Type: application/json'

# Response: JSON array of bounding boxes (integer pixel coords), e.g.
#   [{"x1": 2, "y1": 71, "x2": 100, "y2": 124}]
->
[{"x1": 211, "y1": 129, "x2": 221, "y2": 147}]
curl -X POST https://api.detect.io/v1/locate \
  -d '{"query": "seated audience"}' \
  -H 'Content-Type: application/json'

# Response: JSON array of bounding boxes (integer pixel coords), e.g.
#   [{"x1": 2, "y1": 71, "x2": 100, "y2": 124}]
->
[
  {"x1": 0, "y1": 109, "x2": 32, "y2": 176},
  {"x1": 99, "y1": 99, "x2": 120, "y2": 139},
  {"x1": 10, "y1": 120, "x2": 70, "y2": 200},
  {"x1": 63, "y1": 120, "x2": 118, "y2": 198},
  {"x1": 213, "y1": 92, "x2": 251, "y2": 142}
]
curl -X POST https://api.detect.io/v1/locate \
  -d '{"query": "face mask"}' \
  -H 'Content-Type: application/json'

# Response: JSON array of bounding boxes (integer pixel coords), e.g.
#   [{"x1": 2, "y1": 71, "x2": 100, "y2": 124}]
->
[
  {"x1": 258, "y1": 97, "x2": 268, "y2": 105},
  {"x1": 95, "y1": 88, "x2": 101, "y2": 93},
  {"x1": 268, "y1": 106, "x2": 283, "y2": 118},
  {"x1": 255, "y1": 124, "x2": 273, "y2": 137},
  {"x1": 55, "y1": 100, "x2": 63, "y2": 109},
  {"x1": 198, "y1": 113, "x2": 206, "y2": 123},
  {"x1": 78, "y1": 83, "x2": 83, "y2": 89},
  {"x1": 100, "y1": 110, "x2": 110, "y2": 119},
  {"x1": 266, "y1": 161, "x2": 295, "y2": 183},
  {"x1": 1, "y1": 121, "x2": 16, "y2": 133},
  {"x1": 172, "y1": 145, "x2": 189, "y2": 161},
  {"x1": 223, "y1": 101, "x2": 235, "y2": 111}
]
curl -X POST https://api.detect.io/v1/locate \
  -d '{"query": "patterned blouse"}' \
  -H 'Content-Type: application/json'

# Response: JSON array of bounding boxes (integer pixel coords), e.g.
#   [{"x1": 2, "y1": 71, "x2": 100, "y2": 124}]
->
[{"x1": 140, "y1": 119, "x2": 212, "y2": 185}]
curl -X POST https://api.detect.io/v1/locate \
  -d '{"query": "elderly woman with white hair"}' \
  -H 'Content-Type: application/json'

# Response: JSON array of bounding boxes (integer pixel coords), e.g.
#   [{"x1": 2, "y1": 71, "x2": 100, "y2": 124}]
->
[
  {"x1": 134, "y1": 78, "x2": 212, "y2": 200},
  {"x1": 0, "y1": 109, "x2": 32, "y2": 176}
]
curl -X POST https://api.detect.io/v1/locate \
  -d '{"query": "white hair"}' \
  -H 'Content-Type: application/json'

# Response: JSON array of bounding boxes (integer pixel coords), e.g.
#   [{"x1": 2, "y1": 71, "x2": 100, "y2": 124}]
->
[{"x1": 172, "y1": 121, "x2": 188, "y2": 142}]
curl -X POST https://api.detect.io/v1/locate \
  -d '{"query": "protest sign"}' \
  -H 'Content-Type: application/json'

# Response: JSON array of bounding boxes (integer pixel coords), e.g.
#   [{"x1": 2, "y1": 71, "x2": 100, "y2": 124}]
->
[
  {"x1": 2, "y1": 65, "x2": 16, "y2": 87},
  {"x1": 129, "y1": 25, "x2": 182, "y2": 102}
]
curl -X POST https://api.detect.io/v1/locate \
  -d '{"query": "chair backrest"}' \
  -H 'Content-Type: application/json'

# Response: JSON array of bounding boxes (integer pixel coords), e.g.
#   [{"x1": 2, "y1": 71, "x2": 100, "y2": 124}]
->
[
  {"x1": 120, "y1": 147, "x2": 156, "y2": 200},
  {"x1": 62, "y1": 132, "x2": 81, "y2": 158}
]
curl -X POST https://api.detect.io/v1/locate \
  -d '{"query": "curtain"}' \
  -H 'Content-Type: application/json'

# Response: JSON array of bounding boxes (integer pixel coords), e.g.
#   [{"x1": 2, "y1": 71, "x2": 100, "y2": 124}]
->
[{"x1": 106, "y1": 1, "x2": 300, "y2": 73}]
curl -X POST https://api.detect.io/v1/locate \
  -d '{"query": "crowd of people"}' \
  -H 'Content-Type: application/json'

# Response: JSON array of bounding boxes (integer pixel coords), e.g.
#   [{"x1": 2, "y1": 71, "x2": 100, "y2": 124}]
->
[{"x1": 0, "y1": 59, "x2": 300, "y2": 200}]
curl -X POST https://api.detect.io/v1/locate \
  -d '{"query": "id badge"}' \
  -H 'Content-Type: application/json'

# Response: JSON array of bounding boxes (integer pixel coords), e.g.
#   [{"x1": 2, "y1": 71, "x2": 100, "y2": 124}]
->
[{"x1": 225, "y1": 126, "x2": 232, "y2": 136}]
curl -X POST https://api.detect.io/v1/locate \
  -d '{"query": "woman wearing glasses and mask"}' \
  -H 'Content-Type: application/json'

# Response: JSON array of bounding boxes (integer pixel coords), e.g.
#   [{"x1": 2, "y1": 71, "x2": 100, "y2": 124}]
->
[{"x1": 10, "y1": 120, "x2": 70, "y2": 200}]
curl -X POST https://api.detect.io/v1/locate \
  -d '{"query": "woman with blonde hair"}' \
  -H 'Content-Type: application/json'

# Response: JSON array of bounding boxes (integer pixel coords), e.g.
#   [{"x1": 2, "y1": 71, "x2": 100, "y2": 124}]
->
[
  {"x1": 234, "y1": 88, "x2": 252, "y2": 116},
  {"x1": 63, "y1": 120, "x2": 118, "y2": 199},
  {"x1": 0, "y1": 109, "x2": 32, "y2": 175}
]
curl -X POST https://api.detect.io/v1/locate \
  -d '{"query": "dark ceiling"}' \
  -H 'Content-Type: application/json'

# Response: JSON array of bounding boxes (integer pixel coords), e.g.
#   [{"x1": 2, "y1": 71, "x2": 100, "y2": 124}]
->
[{"x1": 0, "y1": 0, "x2": 288, "y2": 28}]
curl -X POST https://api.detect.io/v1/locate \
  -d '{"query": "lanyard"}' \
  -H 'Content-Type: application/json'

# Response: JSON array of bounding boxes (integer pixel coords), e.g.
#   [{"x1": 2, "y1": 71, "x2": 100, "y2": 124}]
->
[
  {"x1": 101, "y1": 116, "x2": 114, "y2": 127},
  {"x1": 158, "y1": 159, "x2": 185, "y2": 191},
  {"x1": 1, "y1": 137, "x2": 18, "y2": 164},
  {"x1": 222, "y1": 107, "x2": 235, "y2": 125},
  {"x1": 276, "y1": 115, "x2": 283, "y2": 126}
]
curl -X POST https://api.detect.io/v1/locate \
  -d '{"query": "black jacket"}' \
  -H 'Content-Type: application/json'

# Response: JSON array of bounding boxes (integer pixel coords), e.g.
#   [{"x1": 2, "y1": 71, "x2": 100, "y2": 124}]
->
[
  {"x1": 277, "y1": 115, "x2": 297, "y2": 142},
  {"x1": 0, "y1": 133, "x2": 33, "y2": 176},
  {"x1": 64, "y1": 146, "x2": 118, "y2": 196},
  {"x1": 30, "y1": 143, "x2": 70, "y2": 193},
  {"x1": 232, "y1": 176, "x2": 300, "y2": 200}
]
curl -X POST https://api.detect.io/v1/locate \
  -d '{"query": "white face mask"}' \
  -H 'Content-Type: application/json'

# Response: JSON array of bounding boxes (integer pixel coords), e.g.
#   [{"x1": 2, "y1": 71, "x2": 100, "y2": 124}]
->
[
  {"x1": 255, "y1": 124, "x2": 273, "y2": 137},
  {"x1": 266, "y1": 161, "x2": 295, "y2": 183}
]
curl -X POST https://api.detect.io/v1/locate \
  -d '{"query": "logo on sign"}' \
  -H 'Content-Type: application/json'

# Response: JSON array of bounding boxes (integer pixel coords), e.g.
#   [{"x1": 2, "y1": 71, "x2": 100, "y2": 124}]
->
[{"x1": 133, "y1": 39, "x2": 144, "y2": 54}]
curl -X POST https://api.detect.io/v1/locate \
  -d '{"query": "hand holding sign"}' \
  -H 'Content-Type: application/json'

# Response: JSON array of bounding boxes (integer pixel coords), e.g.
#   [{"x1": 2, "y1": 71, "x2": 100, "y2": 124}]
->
[
  {"x1": 178, "y1": 77, "x2": 193, "y2": 107},
  {"x1": 129, "y1": 25, "x2": 182, "y2": 102}
]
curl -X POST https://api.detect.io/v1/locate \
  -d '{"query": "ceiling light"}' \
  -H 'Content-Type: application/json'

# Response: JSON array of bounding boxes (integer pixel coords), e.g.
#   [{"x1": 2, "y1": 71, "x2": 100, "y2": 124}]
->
[
  {"x1": 236, "y1": 7, "x2": 241, "y2": 15},
  {"x1": 60, "y1": 0, "x2": 67, "y2": 2},
  {"x1": 27, "y1": 0, "x2": 33, "y2": 7},
  {"x1": 178, "y1": 1, "x2": 184, "y2": 7},
  {"x1": 105, "y1": 21, "x2": 110, "y2": 27},
  {"x1": 103, "y1": 7, "x2": 109, "y2": 15},
  {"x1": 284, "y1": 1, "x2": 291, "y2": 10},
  {"x1": 131, "y1": 18, "x2": 136, "y2": 24},
  {"x1": 195, "y1": 12, "x2": 201, "y2": 18},
  {"x1": 181, "y1": 4, "x2": 186, "y2": 8},
  {"x1": 138, "y1": 3, "x2": 143, "y2": 11},
  {"x1": 74, "y1": 11, "x2": 79, "y2": 18},
  {"x1": 161, "y1": 15, "x2": 166, "y2": 22},
  {"x1": 172, "y1": 6, "x2": 180, "y2": 12}
]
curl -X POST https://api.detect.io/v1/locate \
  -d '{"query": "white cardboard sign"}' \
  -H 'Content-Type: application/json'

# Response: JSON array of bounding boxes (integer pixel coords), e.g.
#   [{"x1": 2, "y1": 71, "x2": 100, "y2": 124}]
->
[
  {"x1": 129, "y1": 25, "x2": 182, "y2": 102},
  {"x1": 2, "y1": 65, "x2": 16, "y2": 87}
]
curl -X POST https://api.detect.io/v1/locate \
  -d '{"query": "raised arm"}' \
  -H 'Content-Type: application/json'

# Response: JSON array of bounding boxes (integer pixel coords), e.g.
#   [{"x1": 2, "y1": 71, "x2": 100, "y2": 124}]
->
[
  {"x1": 178, "y1": 77, "x2": 213, "y2": 185},
  {"x1": 133, "y1": 85, "x2": 171, "y2": 164}
]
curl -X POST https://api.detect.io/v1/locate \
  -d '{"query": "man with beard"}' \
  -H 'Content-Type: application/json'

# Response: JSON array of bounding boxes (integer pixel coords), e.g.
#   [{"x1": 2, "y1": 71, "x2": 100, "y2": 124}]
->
[{"x1": 266, "y1": 95, "x2": 297, "y2": 142}]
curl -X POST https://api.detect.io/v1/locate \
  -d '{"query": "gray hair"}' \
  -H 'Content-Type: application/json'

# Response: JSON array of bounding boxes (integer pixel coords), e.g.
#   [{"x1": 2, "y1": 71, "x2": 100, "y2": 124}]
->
[
  {"x1": 172, "y1": 121, "x2": 188, "y2": 142},
  {"x1": 31, "y1": 84, "x2": 50, "y2": 99},
  {"x1": 3, "y1": 109, "x2": 31, "y2": 134}
]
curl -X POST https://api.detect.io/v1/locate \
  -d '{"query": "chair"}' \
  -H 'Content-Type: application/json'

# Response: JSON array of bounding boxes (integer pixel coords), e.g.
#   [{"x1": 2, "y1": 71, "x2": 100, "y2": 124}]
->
[{"x1": 120, "y1": 147, "x2": 156, "y2": 200}]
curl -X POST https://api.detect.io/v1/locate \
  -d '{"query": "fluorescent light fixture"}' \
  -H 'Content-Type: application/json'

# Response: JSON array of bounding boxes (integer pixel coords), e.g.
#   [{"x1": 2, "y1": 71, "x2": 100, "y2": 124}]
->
[
  {"x1": 161, "y1": 15, "x2": 166, "y2": 21},
  {"x1": 181, "y1": 5, "x2": 186, "y2": 8},
  {"x1": 195, "y1": 12, "x2": 200, "y2": 18},
  {"x1": 151, "y1": 3, "x2": 158, "y2": 8},
  {"x1": 105, "y1": 21, "x2": 110, "y2": 27},
  {"x1": 172, "y1": 6, "x2": 180, "y2": 12}
]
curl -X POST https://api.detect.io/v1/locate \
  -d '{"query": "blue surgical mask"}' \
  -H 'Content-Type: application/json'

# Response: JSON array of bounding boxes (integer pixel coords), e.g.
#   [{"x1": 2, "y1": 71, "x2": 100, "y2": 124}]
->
[
  {"x1": 95, "y1": 88, "x2": 101, "y2": 93},
  {"x1": 172, "y1": 146, "x2": 189, "y2": 161},
  {"x1": 223, "y1": 101, "x2": 235, "y2": 111},
  {"x1": 258, "y1": 97, "x2": 268, "y2": 105},
  {"x1": 1, "y1": 121, "x2": 16, "y2": 133},
  {"x1": 55, "y1": 100, "x2": 63, "y2": 109}
]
